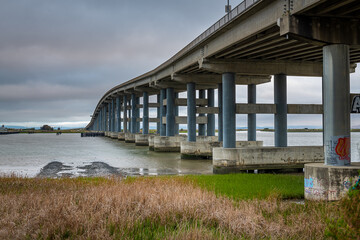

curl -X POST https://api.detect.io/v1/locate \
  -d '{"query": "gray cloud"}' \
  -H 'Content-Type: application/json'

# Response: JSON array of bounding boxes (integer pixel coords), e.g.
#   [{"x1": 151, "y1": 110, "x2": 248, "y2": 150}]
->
[{"x1": 0, "y1": 0, "x2": 359, "y2": 128}]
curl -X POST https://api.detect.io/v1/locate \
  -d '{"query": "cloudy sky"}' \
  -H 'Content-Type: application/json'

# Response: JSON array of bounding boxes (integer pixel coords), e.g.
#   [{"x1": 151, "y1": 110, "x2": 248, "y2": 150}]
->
[{"x1": 0, "y1": 0, "x2": 359, "y2": 129}]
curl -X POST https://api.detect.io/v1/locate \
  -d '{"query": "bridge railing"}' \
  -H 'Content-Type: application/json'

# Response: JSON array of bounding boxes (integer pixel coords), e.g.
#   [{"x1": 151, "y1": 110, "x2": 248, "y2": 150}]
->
[{"x1": 177, "y1": 0, "x2": 258, "y2": 58}]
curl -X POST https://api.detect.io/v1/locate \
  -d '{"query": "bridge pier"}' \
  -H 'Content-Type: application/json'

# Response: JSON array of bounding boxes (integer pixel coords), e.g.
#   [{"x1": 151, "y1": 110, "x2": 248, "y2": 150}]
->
[
  {"x1": 175, "y1": 92, "x2": 179, "y2": 135},
  {"x1": 143, "y1": 92, "x2": 149, "y2": 135},
  {"x1": 274, "y1": 74, "x2": 287, "y2": 147},
  {"x1": 131, "y1": 93, "x2": 137, "y2": 134},
  {"x1": 160, "y1": 89, "x2": 166, "y2": 136},
  {"x1": 207, "y1": 88, "x2": 215, "y2": 136},
  {"x1": 187, "y1": 82, "x2": 196, "y2": 142},
  {"x1": 116, "y1": 96, "x2": 121, "y2": 133},
  {"x1": 305, "y1": 44, "x2": 360, "y2": 201},
  {"x1": 248, "y1": 84, "x2": 256, "y2": 141},
  {"x1": 223, "y1": 72, "x2": 236, "y2": 148},
  {"x1": 218, "y1": 83, "x2": 223, "y2": 142},
  {"x1": 123, "y1": 95, "x2": 128, "y2": 134},
  {"x1": 166, "y1": 88, "x2": 175, "y2": 136},
  {"x1": 198, "y1": 89, "x2": 206, "y2": 136}
]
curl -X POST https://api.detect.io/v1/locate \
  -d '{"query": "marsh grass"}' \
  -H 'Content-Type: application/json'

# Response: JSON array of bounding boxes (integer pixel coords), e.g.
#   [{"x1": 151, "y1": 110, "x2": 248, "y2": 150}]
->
[
  {"x1": 185, "y1": 173, "x2": 304, "y2": 200},
  {"x1": 0, "y1": 175, "x2": 344, "y2": 239}
]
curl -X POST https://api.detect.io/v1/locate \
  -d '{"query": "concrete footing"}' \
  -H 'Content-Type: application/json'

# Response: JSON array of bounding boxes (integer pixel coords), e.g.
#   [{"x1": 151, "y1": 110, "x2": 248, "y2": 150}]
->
[
  {"x1": 148, "y1": 135, "x2": 157, "y2": 151},
  {"x1": 135, "y1": 134, "x2": 150, "y2": 146},
  {"x1": 304, "y1": 163, "x2": 360, "y2": 201},
  {"x1": 213, "y1": 146, "x2": 324, "y2": 173},
  {"x1": 181, "y1": 140, "x2": 263, "y2": 159},
  {"x1": 110, "y1": 132, "x2": 118, "y2": 139},
  {"x1": 118, "y1": 132, "x2": 125, "y2": 141},
  {"x1": 154, "y1": 135, "x2": 187, "y2": 152},
  {"x1": 125, "y1": 133, "x2": 136, "y2": 143}
]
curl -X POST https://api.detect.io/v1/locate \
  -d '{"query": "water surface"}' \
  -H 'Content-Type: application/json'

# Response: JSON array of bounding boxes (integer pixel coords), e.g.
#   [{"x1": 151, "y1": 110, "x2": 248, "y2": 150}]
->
[{"x1": 0, "y1": 132, "x2": 359, "y2": 177}]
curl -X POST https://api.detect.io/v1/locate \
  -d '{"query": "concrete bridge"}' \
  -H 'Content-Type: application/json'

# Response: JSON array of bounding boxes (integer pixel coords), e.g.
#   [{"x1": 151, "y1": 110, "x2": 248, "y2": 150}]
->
[{"x1": 86, "y1": 0, "x2": 360, "y2": 200}]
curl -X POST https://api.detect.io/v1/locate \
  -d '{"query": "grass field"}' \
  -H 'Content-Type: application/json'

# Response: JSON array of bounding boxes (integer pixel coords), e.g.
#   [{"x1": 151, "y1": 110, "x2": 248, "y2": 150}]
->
[{"x1": 0, "y1": 175, "x2": 358, "y2": 239}]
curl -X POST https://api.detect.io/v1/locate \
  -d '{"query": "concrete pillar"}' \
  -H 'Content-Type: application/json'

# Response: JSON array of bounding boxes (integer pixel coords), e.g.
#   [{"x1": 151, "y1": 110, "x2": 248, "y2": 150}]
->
[
  {"x1": 175, "y1": 92, "x2": 179, "y2": 135},
  {"x1": 99, "y1": 109, "x2": 102, "y2": 131},
  {"x1": 116, "y1": 96, "x2": 121, "y2": 132},
  {"x1": 157, "y1": 94, "x2": 160, "y2": 134},
  {"x1": 128, "y1": 99, "x2": 132, "y2": 133},
  {"x1": 160, "y1": 89, "x2": 166, "y2": 136},
  {"x1": 323, "y1": 44, "x2": 351, "y2": 166},
  {"x1": 123, "y1": 95, "x2": 128, "y2": 133},
  {"x1": 207, "y1": 88, "x2": 215, "y2": 136},
  {"x1": 166, "y1": 88, "x2": 175, "y2": 136},
  {"x1": 223, "y1": 73, "x2": 236, "y2": 148},
  {"x1": 136, "y1": 96, "x2": 140, "y2": 133},
  {"x1": 112, "y1": 99, "x2": 116, "y2": 132},
  {"x1": 131, "y1": 94, "x2": 137, "y2": 134},
  {"x1": 187, "y1": 82, "x2": 196, "y2": 142},
  {"x1": 198, "y1": 89, "x2": 206, "y2": 136},
  {"x1": 274, "y1": 74, "x2": 287, "y2": 147},
  {"x1": 107, "y1": 103, "x2": 110, "y2": 131},
  {"x1": 143, "y1": 92, "x2": 149, "y2": 135},
  {"x1": 218, "y1": 83, "x2": 223, "y2": 142},
  {"x1": 248, "y1": 84, "x2": 256, "y2": 141}
]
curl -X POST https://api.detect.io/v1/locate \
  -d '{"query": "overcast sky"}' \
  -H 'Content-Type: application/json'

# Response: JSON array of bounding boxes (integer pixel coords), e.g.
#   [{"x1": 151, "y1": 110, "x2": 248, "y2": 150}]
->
[{"x1": 0, "y1": 0, "x2": 359, "y2": 129}]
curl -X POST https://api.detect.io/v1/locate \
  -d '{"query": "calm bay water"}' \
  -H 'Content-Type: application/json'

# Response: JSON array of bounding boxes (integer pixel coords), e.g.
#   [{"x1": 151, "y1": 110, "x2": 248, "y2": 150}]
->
[{"x1": 0, "y1": 132, "x2": 359, "y2": 177}]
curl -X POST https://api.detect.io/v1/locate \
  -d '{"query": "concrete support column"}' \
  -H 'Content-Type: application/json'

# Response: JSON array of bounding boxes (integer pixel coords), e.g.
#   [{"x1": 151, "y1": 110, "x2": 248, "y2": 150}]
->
[
  {"x1": 207, "y1": 88, "x2": 215, "y2": 136},
  {"x1": 187, "y1": 82, "x2": 196, "y2": 142},
  {"x1": 222, "y1": 73, "x2": 236, "y2": 148},
  {"x1": 99, "y1": 109, "x2": 102, "y2": 131},
  {"x1": 136, "y1": 96, "x2": 140, "y2": 133},
  {"x1": 143, "y1": 92, "x2": 149, "y2": 135},
  {"x1": 175, "y1": 92, "x2": 179, "y2": 135},
  {"x1": 323, "y1": 44, "x2": 351, "y2": 166},
  {"x1": 198, "y1": 89, "x2": 206, "y2": 136},
  {"x1": 123, "y1": 95, "x2": 128, "y2": 133},
  {"x1": 157, "y1": 94, "x2": 160, "y2": 134},
  {"x1": 107, "y1": 104, "x2": 110, "y2": 132},
  {"x1": 116, "y1": 96, "x2": 121, "y2": 132},
  {"x1": 166, "y1": 88, "x2": 175, "y2": 136},
  {"x1": 112, "y1": 99, "x2": 116, "y2": 132},
  {"x1": 274, "y1": 74, "x2": 287, "y2": 147},
  {"x1": 128, "y1": 99, "x2": 132, "y2": 132},
  {"x1": 109, "y1": 101, "x2": 113, "y2": 132},
  {"x1": 218, "y1": 83, "x2": 223, "y2": 142},
  {"x1": 131, "y1": 94, "x2": 137, "y2": 133},
  {"x1": 248, "y1": 84, "x2": 256, "y2": 141},
  {"x1": 160, "y1": 89, "x2": 166, "y2": 136}
]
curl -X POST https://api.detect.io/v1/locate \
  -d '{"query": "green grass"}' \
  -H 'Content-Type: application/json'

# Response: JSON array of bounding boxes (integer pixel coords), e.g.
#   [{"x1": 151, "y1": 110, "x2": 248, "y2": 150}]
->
[{"x1": 185, "y1": 173, "x2": 304, "y2": 200}]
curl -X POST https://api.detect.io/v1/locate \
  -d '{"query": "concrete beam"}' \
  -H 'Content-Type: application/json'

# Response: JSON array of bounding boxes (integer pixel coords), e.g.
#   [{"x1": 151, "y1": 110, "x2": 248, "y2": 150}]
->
[
  {"x1": 162, "y1": 116, "x2": 207, "y2": 125},
  {"x1": 287, "y1": 104, "x2": 323, "y2": 114},
  {"x1": 280, "y1": 15, "x2": 360, "y2": 47},
  {"x1": 236, "y1": 104, "x2": 276, "y2": 114},
  {"x1": 197, "y1": 107, "x2": 219, "y2": 114},
  {"x1": 199, "y1": 58, "x2": 323, "y2": 77},
  {"x1": 163, "y1": 98, "x2": 208, "y2": 106},
  {"x1": 172, "y1": 73, "x2": 271, "y2": 85}
]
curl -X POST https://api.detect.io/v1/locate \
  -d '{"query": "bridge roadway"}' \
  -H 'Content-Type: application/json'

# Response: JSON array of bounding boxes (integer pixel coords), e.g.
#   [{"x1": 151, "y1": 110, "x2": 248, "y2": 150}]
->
[{"x1": 86, "y1": 0, "x2": 360, "y2": 199}]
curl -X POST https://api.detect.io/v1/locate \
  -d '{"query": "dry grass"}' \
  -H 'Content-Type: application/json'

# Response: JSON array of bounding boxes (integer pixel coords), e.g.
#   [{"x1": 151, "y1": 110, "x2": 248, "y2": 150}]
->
[{"x1": 0, "y1": 176, "x2": 337, "y2": 239}]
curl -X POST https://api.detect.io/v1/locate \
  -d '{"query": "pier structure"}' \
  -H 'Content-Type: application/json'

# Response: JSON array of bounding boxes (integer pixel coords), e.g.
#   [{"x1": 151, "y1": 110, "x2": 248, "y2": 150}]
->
[{"x1": 86, "y1": 0, "x2": 360, "y2": 200}]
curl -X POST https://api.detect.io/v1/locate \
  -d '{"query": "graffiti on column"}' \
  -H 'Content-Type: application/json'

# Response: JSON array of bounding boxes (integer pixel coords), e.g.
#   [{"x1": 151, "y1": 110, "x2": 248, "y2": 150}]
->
[{"x1": 326, "y1": 135, "x2": 350, "y2": 165}]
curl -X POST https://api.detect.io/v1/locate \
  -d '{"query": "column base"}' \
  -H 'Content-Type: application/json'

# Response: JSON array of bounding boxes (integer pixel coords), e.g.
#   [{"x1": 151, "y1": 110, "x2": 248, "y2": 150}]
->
[
  {"x1": 135, "y1": 134, "x2": 151, "y2": 146},
  {"x1": 153, "y1": 135, "x2": 187, "y2": 152},
  {"x1": 305, "y1": 163, "x2": 360, "y2": 201},
  {"x1": 125, "y1": 133, "x2": 136, "y2": 143},
  {"x1": 213, "y1": 146, "x2": 324, "y2": 173},
  {"x1": 110, "y1": 132, "x2": 118, "y2": 139},
  {"x1": 148, "y1": 134, "x2": 158, "y2": 151},
  {"x1": 181, "y1": 140, "x2": 263, "y2": 160},
  {"x1": 117, "y1": 132, "x2": 125, "y2": 141}
]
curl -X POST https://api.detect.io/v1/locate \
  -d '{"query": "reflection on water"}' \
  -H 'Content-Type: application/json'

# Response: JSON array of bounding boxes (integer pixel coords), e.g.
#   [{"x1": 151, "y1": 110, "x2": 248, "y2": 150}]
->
[
  {"x1": 0, "y1": 132, "x2": 359, "y2": 177},
  {"x1": 0, "y1": 133, "x2": 212, "y2": 177}
]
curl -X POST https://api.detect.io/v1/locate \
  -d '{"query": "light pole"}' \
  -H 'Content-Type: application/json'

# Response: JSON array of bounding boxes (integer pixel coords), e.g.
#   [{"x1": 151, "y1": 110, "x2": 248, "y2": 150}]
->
[{"x1": 225, "y1": 0, "x2": 231, "y2": 13}]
